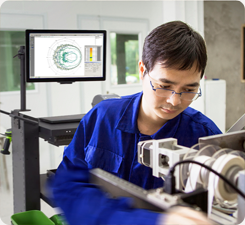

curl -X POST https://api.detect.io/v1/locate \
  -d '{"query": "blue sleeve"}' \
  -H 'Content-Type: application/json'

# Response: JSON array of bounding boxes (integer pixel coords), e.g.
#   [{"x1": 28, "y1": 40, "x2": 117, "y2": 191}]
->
[{"x1": 52, "y1": 119, "x2": 163, "y2": 225}]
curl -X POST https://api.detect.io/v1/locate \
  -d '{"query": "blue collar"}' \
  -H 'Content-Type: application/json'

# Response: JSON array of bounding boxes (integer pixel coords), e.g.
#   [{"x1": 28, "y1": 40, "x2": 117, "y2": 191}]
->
[{"x1": 116, "y1": 92, "x2": 180, "y2": 138}]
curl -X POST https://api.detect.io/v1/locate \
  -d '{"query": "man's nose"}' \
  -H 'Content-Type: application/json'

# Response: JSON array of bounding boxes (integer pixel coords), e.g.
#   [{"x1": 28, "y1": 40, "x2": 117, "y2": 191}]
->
[{"x1": 166, "y1": 92, "x2": 181, "y2": 106}]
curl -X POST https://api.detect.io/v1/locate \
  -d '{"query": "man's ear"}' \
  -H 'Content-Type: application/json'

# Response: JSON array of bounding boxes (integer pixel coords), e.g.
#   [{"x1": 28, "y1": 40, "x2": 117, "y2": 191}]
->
[{"x1": 139, "y1": 60, "x2": 145, "y2": 81}]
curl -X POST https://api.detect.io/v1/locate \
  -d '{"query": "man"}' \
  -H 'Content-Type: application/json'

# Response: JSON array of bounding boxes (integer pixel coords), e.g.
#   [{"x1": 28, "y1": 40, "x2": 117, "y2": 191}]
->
[{"x1": 52, "y1": 21, "x2": 221, "y2": 224}]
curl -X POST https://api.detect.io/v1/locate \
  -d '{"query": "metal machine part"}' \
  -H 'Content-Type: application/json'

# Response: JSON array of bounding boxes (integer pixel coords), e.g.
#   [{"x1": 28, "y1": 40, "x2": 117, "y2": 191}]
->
[
  {"x1": 90, "y1": 168, "x2": 236, "y2": 225},
  {"x1": 227, "y1": 113, "x2": 245, "y2": 133},
  {"x1": 91, "y1": 94, "x2": 121, "y2": 107},
  {"x1": 237, "y1": 170, "x2": 245, "y2": 224},
  {"x1": 199, "y1": 130, "x2": 245, "y2": 152},
  {"x1": 137, "y1": 132, "x2": 245, "y2": 224},
  {"x1": 90, "y1": 168, "x2": 208, "y2": 213},
  {"x1": 90, "y1": 168, "x2": 174, "y2": 211},
  {"x1": 137, "y1": 138, "x2": 195, "y2": 189}
]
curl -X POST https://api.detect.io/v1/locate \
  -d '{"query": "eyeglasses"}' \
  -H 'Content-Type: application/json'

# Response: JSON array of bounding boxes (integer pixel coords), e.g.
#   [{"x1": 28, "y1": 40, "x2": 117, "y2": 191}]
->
[{"x1": 148, "y1": 74, "x2": 202, "y2": 101}]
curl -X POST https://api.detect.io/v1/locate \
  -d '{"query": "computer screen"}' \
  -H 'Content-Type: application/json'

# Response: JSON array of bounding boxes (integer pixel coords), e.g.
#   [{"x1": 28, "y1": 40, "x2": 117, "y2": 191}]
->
[{"x1": 26, "y1": 30, "x2": 106, "y2": 83}]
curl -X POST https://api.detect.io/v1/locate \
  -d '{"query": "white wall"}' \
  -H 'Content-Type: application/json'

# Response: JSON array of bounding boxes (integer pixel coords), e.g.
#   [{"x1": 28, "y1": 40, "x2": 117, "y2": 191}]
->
[{"x1": 0, "y1": 0, "x2": 205, "y2": 171}]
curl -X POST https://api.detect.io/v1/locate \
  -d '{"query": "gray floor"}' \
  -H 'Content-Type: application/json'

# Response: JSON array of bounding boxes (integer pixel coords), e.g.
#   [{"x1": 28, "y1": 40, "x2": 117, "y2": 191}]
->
[{"x1": 0, "y1": 152, "x2": 60, "y2": 225}]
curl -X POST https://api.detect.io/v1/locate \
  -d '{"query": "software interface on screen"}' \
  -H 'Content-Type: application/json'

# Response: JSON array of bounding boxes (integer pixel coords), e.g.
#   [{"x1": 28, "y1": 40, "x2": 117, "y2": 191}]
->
[{"x1": 28, "y1": 32, "x2": 105, "y2": 80}]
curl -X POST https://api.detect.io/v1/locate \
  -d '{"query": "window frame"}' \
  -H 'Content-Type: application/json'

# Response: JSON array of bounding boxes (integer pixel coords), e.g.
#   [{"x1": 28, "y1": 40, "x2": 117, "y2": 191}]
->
[
  {"x1": 0, "y1": 28, "x2": 37, "y2": 95},
  {"x1": 110, "y1": 32, "x2": 140, "y2": 85}
]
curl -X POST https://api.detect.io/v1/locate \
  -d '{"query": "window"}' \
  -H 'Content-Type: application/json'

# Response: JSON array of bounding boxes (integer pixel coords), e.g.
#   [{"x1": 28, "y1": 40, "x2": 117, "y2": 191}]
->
[
  {"x1": 0, "y1": 31, "x2": 34, "y2": 92},
  {"x1": 110, "y1": 33, "x2": 139, "y2": 85}
]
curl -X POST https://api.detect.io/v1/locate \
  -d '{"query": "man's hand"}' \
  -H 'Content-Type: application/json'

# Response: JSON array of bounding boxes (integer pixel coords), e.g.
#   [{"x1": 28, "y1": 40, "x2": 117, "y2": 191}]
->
[{"x1": 157, "y1": 206, "x2": 213, "y2": 225}]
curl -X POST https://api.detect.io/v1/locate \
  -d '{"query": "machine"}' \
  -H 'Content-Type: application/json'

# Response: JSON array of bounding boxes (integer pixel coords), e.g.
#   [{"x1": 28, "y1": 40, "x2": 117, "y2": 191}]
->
[{"x1": 91, "y1": 130, "x2": 245, "y2": 225}]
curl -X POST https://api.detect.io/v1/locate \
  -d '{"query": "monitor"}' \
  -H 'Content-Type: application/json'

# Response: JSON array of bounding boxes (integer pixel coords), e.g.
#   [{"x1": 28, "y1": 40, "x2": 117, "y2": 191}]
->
[{"x1": 26, "y1": 29, "x2": 106, "y2": 83}]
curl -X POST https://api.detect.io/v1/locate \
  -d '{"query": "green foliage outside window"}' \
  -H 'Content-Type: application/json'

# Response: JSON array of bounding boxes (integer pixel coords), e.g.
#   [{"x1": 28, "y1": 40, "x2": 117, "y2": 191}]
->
[
  {"x1": 110, "y1": 33, "x2": 139, "y2": 85},
  {"x1": 0, "y1": 31, "x2": 34, "y2": 92}
]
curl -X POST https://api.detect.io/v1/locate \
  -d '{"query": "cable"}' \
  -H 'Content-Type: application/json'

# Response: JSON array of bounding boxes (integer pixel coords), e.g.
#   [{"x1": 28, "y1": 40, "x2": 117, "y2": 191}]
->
[
  {"x1": 167, "y1": 160, "x2": 245, "y2": 200},
  {"x1": 0, "y1": 109, "x2": 38, "y2": 125},
  {"x1": 0, "y1": 110, "x2": 10, "y2": 116}
]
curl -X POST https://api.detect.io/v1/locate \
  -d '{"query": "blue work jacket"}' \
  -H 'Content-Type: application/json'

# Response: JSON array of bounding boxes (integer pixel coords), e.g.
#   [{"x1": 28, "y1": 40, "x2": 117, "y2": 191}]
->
[{"x1": 52, "y1": 92, "x2": 222, "y2": 225}]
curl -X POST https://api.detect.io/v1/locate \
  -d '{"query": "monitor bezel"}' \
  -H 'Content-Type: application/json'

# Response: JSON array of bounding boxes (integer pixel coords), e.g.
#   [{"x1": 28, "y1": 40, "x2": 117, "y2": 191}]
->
[{"x1": 25, "y1": 29, "x2": 106, "y2": 83}]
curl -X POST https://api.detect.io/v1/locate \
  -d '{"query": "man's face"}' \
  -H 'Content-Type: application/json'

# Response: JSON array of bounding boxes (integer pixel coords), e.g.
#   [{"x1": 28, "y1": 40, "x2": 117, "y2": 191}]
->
[{"x1": 139, "y1": 61, "x2": 201, "y2": 123}]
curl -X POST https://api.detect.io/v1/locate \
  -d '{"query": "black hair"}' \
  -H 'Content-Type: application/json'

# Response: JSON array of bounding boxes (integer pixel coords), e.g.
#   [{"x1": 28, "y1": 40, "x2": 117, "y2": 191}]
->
[{"x1": 142, "y1": 21, "x2": 207, "y2": 78}]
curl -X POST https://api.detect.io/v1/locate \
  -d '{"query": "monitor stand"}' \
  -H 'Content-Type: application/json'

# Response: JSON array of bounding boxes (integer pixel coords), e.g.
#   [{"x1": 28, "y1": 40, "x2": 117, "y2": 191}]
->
[{"x1": 13, "y1": 46, "x2": 30, "y2": 112}]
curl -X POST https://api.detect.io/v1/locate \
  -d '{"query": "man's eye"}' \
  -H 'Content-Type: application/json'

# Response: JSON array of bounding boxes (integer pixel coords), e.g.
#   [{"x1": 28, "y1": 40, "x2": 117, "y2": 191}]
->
[
  {"x1": 159, "y1": 85, "x2": 170, "y2": 89},
  {"x1": 184, "y1": 88, "x2": 195, "y2": 92}
]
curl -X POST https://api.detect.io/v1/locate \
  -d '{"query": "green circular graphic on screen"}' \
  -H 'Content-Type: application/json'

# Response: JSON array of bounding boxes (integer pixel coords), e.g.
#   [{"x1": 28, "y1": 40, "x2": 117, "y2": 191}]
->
[
  {"x1": 47, "y1": 39, "x2": 82, "y2": 75},
  {"x1": 53, "y1": 44, "x2": 82, "y2": 70}
]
